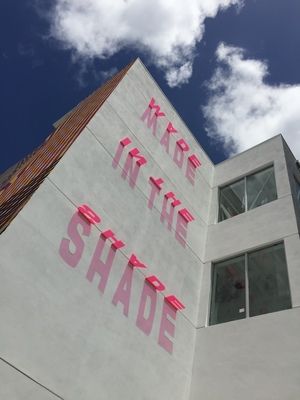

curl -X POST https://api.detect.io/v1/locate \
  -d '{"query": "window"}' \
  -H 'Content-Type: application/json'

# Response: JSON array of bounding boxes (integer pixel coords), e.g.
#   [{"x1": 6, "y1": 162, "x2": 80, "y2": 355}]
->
[
  {"x1": 219, "y1": 178, "x2": 245, "y2": 221},
  {"x1": 210, "y1": 254, "x2": 246, "y2": 325},
  {"x1": 210, "y1": 243, "x2": 291, "y2": 325},
  {"x1": 294, "y1": 176, "x2": 300, "y2": 205},
  {"x1": 219, "y1": 166, "x2": 277, "y2": 221}
]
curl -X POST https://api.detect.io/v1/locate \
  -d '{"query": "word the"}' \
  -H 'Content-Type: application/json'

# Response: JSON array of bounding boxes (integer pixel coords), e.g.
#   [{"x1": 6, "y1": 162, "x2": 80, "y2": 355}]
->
[
  {"x1": 59, "y1": 205, "x2": 185, "y2": 354},
  {"x1": 112, "y1": 137, "x2": 195, "y2": 247},
  {"x1": 148, "y1": 177, "x2": 195, "y2": 247}
]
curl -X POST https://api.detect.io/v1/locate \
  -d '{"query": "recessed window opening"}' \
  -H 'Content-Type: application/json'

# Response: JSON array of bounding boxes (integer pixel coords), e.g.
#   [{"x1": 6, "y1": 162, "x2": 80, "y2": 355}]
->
[
  {"x1": 219, "y1": 165, "x2": 277, "y2": 222},
  {"x1": 294, "y1": 175, "x2": 300, "y2": 205},
  {"x1": 210, "y1": 242, "x2": 292, "y2": 325}
]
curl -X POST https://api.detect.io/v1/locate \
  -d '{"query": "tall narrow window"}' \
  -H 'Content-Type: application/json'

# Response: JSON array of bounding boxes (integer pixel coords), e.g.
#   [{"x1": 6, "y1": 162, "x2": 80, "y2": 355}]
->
[
  {"x1": 248, "y1": 243, "x2": 292, "y2": 317},
  {"x1": 219, "y1": 166, "x2": 277, "y2": 222},
  {"x1": 210, "y1": 243, "x2": 291, "y2": 325},
  {"x1": 210, "y1": 255, "x2": 246, "y2": 325},
  {"x1": 219, "y1": 179, "x2": 245, "y2": 221},
  {"x1": 246, "y1": 166, "x2": 277, "y2": 210},
  {"x1": 294, "y1": 176, "x2": 300, "y2": 205}
]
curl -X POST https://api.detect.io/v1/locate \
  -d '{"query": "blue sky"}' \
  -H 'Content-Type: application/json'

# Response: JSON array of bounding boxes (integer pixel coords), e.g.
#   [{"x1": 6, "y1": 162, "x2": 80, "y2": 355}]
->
[{"x1": 1, "y1": 0, "x2": 300, "y2": 173}]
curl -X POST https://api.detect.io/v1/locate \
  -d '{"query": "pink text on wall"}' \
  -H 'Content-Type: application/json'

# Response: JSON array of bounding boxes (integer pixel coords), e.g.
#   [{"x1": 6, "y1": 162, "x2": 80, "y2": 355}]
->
[
  {"x1": 59, "y1": 205, "x2": 185, "y2": 355},
  {"x1": 112, "y1": 136, "x2": 195, "y2": 248},
  {"x1": 141, "y1": 98, "x2": 201, "y2": 185}
]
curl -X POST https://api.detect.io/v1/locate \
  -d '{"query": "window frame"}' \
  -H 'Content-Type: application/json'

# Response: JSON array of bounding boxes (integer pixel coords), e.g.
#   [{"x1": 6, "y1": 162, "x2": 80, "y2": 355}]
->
[
  {"x1": 218, "y1": 164, "x2": 277, "y2": 222},
  {"x1": 209, "y1": 241, "x2": 292, "y2": 326},
  {"x1": 293, "y1": 174, "x2": 300, "y2": 205}
]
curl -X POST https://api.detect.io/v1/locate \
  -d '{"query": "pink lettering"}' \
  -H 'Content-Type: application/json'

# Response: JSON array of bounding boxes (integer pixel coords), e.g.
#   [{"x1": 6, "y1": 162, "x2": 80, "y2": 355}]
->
[
  {"x1": 175, "y1": 215, "x2": 187, "y2": 247},
  {"x1": 59, "y1": 213, "x2": 91, "y2": 268},
  {"x1": 141, "y1": 99, "x2": 203, "y2": 184},
  {"x1": 188, "y1": 154, "x2": 201, "y2": 168},
  {"x1": 141, "y1": 98, "x2": 165, "y2": 136},
  {"x1": 136, "y1": 280, "x2": 157, "y2": 335},
  {"x1": 149, "y1": 97, "x2": 165, "y2": 117},
  {"x1": 160, "y1": 122, "x2": 177, "y2": 154},
  {"x1": 185, "y1": 159, "x2": 196, "y2": 185},
  {"x1": 176, "y1": 139, "x2": 190, "y2": 152},
  {"x1": 173, "y1": 139, "x2": 189, "y2": 169},
  {"x1": 122, "y1": 148, "x2": 147, "y2": 188},
  {"x1": 86, "y1": 235, "x2": 117, "y2": 293},
  {"x1": 101, "y1": 230, "x2": 125, "y2": 250},
  {"x1": 160, "y1": 130, "x2": 171, "y2": 154},
  {"x1": 158, "y1": 300, "x2": 177, "y2": 354},
  {"x1": 112, "y1": 266, "x2": 133, "y2": 317},
  {"x1": 178, "y1": 208, "x2": 195, "y2": 222},
  {"x1": 175, "y1": 209, "x2": 194, "y2": 248},
  {"x1": 165, "y1": 295, "x2": 185, "y2": 310},
  {"x1": 129, "y1": 254, "x2": 147, "y2": 269},
  {"x1": 185, "y1": 154, "x2": 201, "y2": 185},
  {"x1": 59, "y1": 206, "x2": 182, "y2": 354},
  {"x1": 160, "y1": 192, "x2": 181, "y2": 230},
  {"x1": 164, "y1": 191, "x2": 181, "y2": 207},
  {"x1": 166, "y1": 122, "x2": 177, "y2": 134},
  {"x1": 148, "y1": 177, "x2": 164, "y2": 210},
  {"x1": 128, "y1": 148, "x2": 147, "y2": 167},
  {"x1": 112, "y1": 137, "x2": 132, "y2": 168},
  {"x1": 146, "y1": 275, "x2": 165, "y2": 291},
  {"x1": 150, "y1": 176, "x2": 164, "y2": 190},
  {"x1": 120, "y1": 137, "x2": 132, "y2": 147},
  {"x1": 77, "y1": 204, "x2": 101, "y2": 225}
]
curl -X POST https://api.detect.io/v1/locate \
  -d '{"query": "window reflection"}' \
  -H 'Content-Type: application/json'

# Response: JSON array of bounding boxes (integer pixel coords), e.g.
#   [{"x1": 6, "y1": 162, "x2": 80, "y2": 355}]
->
[
  {"x1": 219, "y1": 166, "x2": 277, "y2": 222},
  {"x1": 210, "y1": 255, "x2": 246, "y2": 325},
  {"x1": 247, "y1": 167, "x2": 277, "y2": 210},
  {"x1": 210, "y1": 243, "x2": 291, "y2": 325},
  {"x1": 248, "y1": 243, "x2": 292, "y2": 317},
  {"x1": 219, "y1": 179, "x2": 245, "y2": 221},
  {"x1": 294, "y1": 177, "x2": 300, "y2": 205}
]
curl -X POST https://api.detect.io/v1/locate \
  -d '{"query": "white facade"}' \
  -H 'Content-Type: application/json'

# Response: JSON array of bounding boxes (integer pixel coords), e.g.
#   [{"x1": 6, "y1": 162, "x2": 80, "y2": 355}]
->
[{"x1": 0, "y1": 59, "x2": 299, "y2": 399}]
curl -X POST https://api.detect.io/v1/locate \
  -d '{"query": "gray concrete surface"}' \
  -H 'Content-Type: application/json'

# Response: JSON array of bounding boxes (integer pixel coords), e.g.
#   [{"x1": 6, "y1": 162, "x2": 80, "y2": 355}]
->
[{"x1": 0, "y1": 59, "x2": 299, "y2": 400}]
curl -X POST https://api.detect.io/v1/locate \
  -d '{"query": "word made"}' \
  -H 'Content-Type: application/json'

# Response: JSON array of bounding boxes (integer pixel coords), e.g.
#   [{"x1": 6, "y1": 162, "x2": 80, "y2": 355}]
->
[{"x1": 141, "y1": 98, "x2": 201, "y2": 186}]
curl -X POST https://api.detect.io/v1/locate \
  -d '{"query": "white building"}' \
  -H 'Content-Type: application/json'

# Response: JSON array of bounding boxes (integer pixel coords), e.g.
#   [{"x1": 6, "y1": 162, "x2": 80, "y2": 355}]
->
[{"x1": 0, "y1": 59, "x2": 300, "y2": 400}]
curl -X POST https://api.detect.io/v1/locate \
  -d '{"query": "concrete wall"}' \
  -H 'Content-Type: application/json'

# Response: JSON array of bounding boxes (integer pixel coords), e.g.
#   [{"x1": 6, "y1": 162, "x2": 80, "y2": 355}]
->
[
  {"x1": 0, "y1": 59, "x2": 212, "y2": 400},
  {"x1": 190, "y1": 307, "x2": 300, "y2": 400},
  {"x1": 282, "y1": 138, "x2": 300, "y2": 233},
  {"x1": 1, "y1": 60, "x2": 299, "y2": 400},
  {"x1": 190, "y1": 135, "x2": 300, "y2": 400},
  {"x1": 0, "y1": 359, "x2": 60, "y2": 400}
]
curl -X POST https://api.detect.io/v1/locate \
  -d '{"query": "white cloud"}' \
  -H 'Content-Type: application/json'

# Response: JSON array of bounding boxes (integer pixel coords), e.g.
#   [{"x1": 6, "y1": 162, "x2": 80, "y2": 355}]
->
[
  {"x1": 165, "y1": 62, "x2": 193, "y2": 88},
  {"x1": 101, "y1": 67, "x2": 118, "y2": 80},
  {"x1": 50, "y1": 0, "x2": 241, "y2": 86},
  {"x1": 203, "y1": 43, "x2": 300, "y2": 159}
]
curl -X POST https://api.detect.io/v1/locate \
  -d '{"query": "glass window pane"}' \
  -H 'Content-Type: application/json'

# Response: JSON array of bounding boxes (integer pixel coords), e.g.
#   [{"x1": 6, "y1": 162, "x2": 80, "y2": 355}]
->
[
  {"x1": 219, "y1": 179, "x2": 245, "y2": 221},
  {"x1": 247, "y1": 167, "x2": 277, "y2": 210},
  {"x1": 294, "y1": 177, "x2": 300, "y2": 205},
  {"x1": 210, "y1": 255, "x2": 246, "y2": 325},
  {"x1": 248, "y1": 243, "x2": 291, "y2": 317}
]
